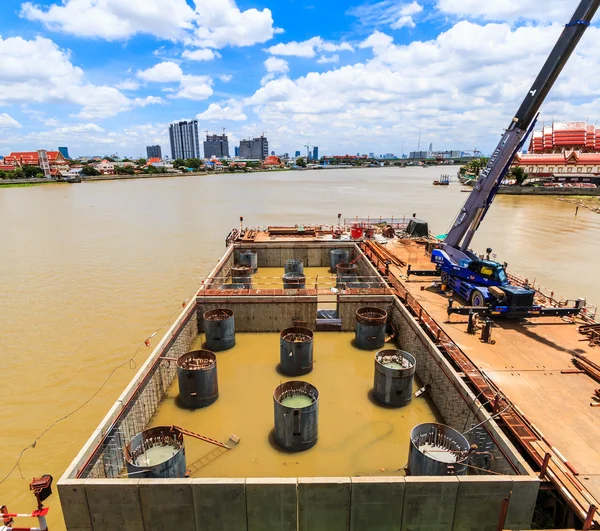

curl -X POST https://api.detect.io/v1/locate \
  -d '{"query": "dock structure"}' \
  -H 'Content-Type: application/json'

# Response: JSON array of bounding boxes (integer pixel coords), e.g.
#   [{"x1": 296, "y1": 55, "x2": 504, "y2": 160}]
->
[
  {"x1": 362, "y1": 238, "x2": 600, "y2": 529},
  {"x1": 57, "y1": 225, "x2": 600, "y2": 530}
]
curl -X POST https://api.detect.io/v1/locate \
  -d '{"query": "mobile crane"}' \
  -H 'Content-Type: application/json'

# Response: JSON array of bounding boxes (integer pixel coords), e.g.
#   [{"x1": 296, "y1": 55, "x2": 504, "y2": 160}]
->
[{"x1": 430, "y1": 0, "x2": 599, "y2": 318}]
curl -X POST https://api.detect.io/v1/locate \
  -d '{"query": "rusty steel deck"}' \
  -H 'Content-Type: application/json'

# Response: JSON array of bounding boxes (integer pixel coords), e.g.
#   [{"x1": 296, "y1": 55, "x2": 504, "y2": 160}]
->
[{"x1": 361, "y1": 239, "x2": 600, "y2": 528}]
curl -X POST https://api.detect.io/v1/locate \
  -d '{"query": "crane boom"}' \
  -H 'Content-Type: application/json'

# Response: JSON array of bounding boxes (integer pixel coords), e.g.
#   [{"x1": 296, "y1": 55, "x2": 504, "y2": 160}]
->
[{"x1": 444, "y1": 0, "x2": 600, "y2": 253}]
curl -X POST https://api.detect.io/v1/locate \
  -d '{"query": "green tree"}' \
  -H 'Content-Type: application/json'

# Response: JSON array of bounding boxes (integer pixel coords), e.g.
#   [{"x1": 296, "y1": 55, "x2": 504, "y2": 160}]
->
[
  {"x1": 185, "y1": 158, "x2": 202, "y2": 170},
  {"x1": 173, "y1": 158, "x2": 185, "y2": 169},
  {"x1": 11, "y1": 168, "x2": 25, "y2": 179},
  {"x1": 103, "y1": 156, "x2": 115, "y2": 162},
  {"x1": 81, "y1": 166, "x2": 101, "y2": 177},
  {"x1": 22, "y1": 165, "x2": 43, "y2": 178},
  {"x1": 136, "y1": 158, "x2": 147, "y2": 166},
  {"x1": 510, "y1": 166, "x2": 528, "y2": 186},
  {"x1": 116, "y1": 166, "x2": 135, "y2": 175},
  {"x1": 296, "y1": 157, "x2": 306, "y2": 168}
]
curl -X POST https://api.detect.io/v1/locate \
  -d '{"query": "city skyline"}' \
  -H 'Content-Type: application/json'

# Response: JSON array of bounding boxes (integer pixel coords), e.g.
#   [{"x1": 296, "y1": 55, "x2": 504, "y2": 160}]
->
[{"x1": 0, "y1": 1, "x2": 599, "y2": 158}]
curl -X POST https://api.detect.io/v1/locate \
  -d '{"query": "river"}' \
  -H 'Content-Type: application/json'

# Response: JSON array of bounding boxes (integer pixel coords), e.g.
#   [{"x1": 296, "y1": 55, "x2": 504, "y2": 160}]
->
[{"x1": 1, "y1": 166, "x2": 599, "y2": 528}]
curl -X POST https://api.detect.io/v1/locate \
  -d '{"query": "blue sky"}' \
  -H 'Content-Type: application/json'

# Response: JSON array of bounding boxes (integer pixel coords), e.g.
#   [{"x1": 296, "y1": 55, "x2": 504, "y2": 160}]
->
[{"x1": 0, "y1": 0, "x2": 599, "y2": 157}]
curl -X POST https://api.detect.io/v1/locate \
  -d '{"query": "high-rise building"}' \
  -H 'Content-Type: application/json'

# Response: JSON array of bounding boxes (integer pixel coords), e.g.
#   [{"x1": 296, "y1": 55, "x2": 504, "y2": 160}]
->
[
  {"x1": 234, "y1": 146, "x2": 240, "y2": 157},
  {"x1": 312, "y1": 146, "x2": 319, "y2": 161},
  {"x1": 295, "y1": 150, "x2": 301, "y2": 158},
  {"x1": 271, "y1": 151, "x2": 276, "y2": 156},
  {"x1": 239, "y1": 136, "x2": 269, "y2": 160},
  {"x1": 203, "y1": 134, "x2": 229, "y2": 159},
  {"x1": 369, "y1": 152, "x2": 375, "y2": 159},
  {"x1": 146, "y1": 145, "x2": 162, "y2": 159},
  {"x1": 58, "y1": 146, "x2": 70, "y2": 160},
  {"x1": 169, "y1": 120, "x2": 200, "y2": 160}
]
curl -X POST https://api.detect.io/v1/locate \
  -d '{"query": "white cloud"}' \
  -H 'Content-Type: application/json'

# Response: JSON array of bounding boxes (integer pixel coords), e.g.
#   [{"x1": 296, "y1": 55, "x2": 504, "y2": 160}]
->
[
  {"x1": 219, "y1": 74, "x2": 233, "y2": 82},
  {"x1": 20, "y1": 0, "x2": 277, "y2": 48},
  {"x1": 115, "y1": 80, "x2": 140, "y2": 90},
  {"x1": 436, "y1": 0, "x2": 575, "y2": 23},
  {"x1": 197, "y1": 99, "x2": 247, "y2": 121},
  {"x1": 20, "y1": 0, "x2": 195, "y2": 41},
  {"x1": 136, "y1": 61, "x2": 213, "y2": 100},
  {"x1": 246, "y1": 22, "x2": 600, "y2": 154},
  {"x1": 317, "y1": 55, "x2": 340, "y2": 64},
  {"x1": 267, "y1": 37, "x2": 354, "y2": 58},
  {"x1": 137, "y1": 61, "x2": 184, "y2": 82},
  {"x1": 55, "y1": 123, "x2": 104, "y2": 134},
  {"x1": 174, "y1": 75, "x2": 214, "y2": 100},
  {"x1": 265, "y1": 57, "x2": 289, "y2": 74},
  {"x1": 348, "y1": 1, "x2": 423, "y2": 29},
  {"x1": 0, "y1": 35, "x2": 162, "y2": 119},
  {"x1": 261, "y1": 57, "x2": 289, "y2": 85},
  {"x1": 0, "y1": 114, "x2": 22, "y2": 129},
  {"x1": 181, "y1": 48, "x2": 221, "y2": 61},
  {"x1": 190, "y1": 0, "x2": 276, "y2": 48}
]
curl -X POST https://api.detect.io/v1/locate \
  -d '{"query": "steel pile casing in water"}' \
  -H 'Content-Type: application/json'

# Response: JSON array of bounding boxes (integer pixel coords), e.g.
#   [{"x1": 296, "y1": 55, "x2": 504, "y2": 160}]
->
[
  {"x1": 336, "y1": 262, "x2": 359, "y2": 287},
  {"x1": 273, "y1": 381, "x2": 319, "y2": 452},
  {"x1": 203, "y1": 309, "x2": 236, "y2": 351},
  {"x1": 373, "y1": 349, "x2": 416, "y2": 407},
  {"x1": 230, "y1": 265, "x2": 253, "y2": 289},
  {"x1": 283, "y1": 272, "x2": 306, "y2": 289},
  {"x1": 284, "y1": 259, "x2": 304, "y2": 274},
  {"x1": 125, "y1": 426, "x2": 186, "y2": 479},
  {"x1": 408, "y1": 423, "x2": 470, "y2": 476},
  {"x1": 355, "y1": 307, "x2": 387, "y2": 350},
  {"x1": 280, "y1": 327, "x2": 314, "y2": 376},
  {"x1": 177, "y1": 350, "x2": 219, "y2": 409},
  {"x1": 238, "y1": 250, "x2": 258, "y2": 273},
  {"x1": 330, "y1": 249, "x2": 350, "y2": 273}
]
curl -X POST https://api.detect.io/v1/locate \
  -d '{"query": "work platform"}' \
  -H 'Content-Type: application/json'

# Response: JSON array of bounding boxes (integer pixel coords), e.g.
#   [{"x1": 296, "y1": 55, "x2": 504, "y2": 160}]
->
[
  {"x1": 59, "y1": 228, "x2": 548, "y2": 531},
  {"x1": 372, "y1": 238, "x2": 600, "y2": 528}
]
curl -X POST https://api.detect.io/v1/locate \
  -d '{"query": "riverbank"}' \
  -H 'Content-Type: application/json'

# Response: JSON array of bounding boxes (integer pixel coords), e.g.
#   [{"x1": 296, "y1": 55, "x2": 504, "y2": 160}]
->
[{"x1": 498, "y1": 185, "x2": 600, "y2": 196}]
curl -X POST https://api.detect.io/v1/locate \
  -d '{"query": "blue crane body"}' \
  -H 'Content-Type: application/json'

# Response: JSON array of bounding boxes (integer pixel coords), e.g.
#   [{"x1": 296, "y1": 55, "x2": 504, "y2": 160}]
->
[{"x1": 425, "y1": 0, "x2": 599, "y2": 317}]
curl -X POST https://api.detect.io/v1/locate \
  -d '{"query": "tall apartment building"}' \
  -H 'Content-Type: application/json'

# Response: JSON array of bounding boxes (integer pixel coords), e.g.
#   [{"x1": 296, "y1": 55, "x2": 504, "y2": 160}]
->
[
  {"x1": 203, "y1": 134, "x2": 230, "y2": 159},
  {"x1": 239, "y1": 136, "x2": 269, "y2": 160},
  {"x1": 169, "y1": 120, "x2": 200, "y2": 160},
  {"x1": 234, "y1": 146, "x2": 240, "y2": 157},
  {"x1": 312, "y1": 146, "x2": 319, "y2": 161},
  {"x1": 146, "y1": 145, "x2": 162, "y2": 159}
]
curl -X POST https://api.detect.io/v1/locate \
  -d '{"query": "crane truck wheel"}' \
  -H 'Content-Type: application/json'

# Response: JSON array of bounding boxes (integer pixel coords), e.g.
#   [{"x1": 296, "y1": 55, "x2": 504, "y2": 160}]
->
[
  {"x1": 471, "y1": 290, "x2": 485, "y2": 308},
  {"x1": 440, "y1": 272, "x2": 449, "y2": 286}
]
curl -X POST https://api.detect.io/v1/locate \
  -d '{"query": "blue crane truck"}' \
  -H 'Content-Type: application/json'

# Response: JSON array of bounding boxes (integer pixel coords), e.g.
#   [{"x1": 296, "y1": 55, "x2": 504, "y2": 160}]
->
[{"x1": 409, "y1": 0, "x2": 598, "y2": 319}]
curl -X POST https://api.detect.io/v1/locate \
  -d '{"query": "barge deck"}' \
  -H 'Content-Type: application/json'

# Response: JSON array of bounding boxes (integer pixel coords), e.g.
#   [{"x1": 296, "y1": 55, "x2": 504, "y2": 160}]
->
[{"x1": 363, "y1": 238, "x2": 600, "y2": 527}]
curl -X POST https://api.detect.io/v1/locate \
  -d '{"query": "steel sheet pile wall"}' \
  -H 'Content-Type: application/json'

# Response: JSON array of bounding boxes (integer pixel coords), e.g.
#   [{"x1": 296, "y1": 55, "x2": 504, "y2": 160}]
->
[
  {"x1": 235, "y1": 243, "x2": 355, "y2": 269},
  {"x1": 73, "y1": 305, "x2": 198, "y2": 480}
]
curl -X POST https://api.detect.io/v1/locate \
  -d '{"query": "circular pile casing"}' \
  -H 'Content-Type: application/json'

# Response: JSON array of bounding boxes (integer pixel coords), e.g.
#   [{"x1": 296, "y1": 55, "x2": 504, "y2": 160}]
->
[
  {"x1": 230, "y1": 265, "x2": 252, "y2": 288},
  {"x1": 283, "y1": 272, "x2": 306, "y2": 289},
  {"x1": 408, "y1": 423, "x2": 470, "y2": 476},
  {"x1": 125, "y1": 426, "x2": 186, "y2": 478},
  {"x1": 203, "y1": 309, "x2": 236, "y2": 351},
  {"x1": 336, "y1": 262, "x2": 359, "y2": 287},
  {"x1": 177, "y1": 350, "x2": 219, "y2": 408},
  {"x1": 280, "y1": 327, "x2": 314, "y2": 375},
  {"x1": 238, "y1": 250, "x2": 258, "y2": 273},
  {"x1": 218, "y1": 283, "x2": 246, "y2": 291},
  {"x1": 273, "y1": 381, "x2": 319, "y2": 452},
  {"x1": 284, "y1": 259, "x2": 304, "y2": 274},
  {"x1": 330, "y1": 249, "x2": 350, "y2": 273},
  {"x1": 373, "y1": 349, "x2": 416, "y2": 407},
  {"x1": 355, "y1": 307, "x2": 388, "y2": 350}
]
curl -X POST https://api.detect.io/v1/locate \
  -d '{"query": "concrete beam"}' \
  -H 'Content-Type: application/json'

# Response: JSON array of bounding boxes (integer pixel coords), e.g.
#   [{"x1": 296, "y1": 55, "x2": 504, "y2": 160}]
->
[
  {"x1": 401, "y1": 476, "x2": 458, "y2": 531},
  {"x1": 85, "y1": 479, "x2": 144, "y2": 531},
  {"x1": 505, "y1": 477, "x2": 539, "y2": 529},
  {"x1": 453, "y1": 476, "x2": 513, "y2": 531},
  {"x1": 58, "y1": 479, "x2": 93, "y2": 531},
  {"x1": 246, "y1": 478, "x2": 297, "y2": 531},
  {"x1": 350, "y1": 476, "x2": 404, "y2": 531},
  {"x1": 138, "y1": 479, "x2": 194, "y2": 531},
  {"x1": 298, "y1": 477, "x2": 351, "y2": 531},
  {"x1": 192, "y1": 478, "x2": 247, "y2": 531}
]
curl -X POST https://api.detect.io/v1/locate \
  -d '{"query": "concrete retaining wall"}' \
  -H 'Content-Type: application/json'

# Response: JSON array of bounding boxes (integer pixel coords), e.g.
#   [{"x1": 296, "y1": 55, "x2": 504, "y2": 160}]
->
[
  {"x1": 498, "y1": 185, "x2": 600, "y2": 196},
  {"x1": 197, "y1": 296, "x2": 318, "y2": 332},
  {"x1": 59, "y1": 475, "x2": 538, "y2": 531}
]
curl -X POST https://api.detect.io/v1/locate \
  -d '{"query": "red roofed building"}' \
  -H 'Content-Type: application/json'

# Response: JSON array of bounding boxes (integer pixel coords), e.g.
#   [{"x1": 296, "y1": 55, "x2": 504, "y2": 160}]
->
[
  {"x1": 263, "y1": 155, "x2": 283, "y2": 167},
  {"x1": 3, "y1": 150, "x2": 69, "y2": 176},
  {"x1": 514, "y1": 122, "x2": 600, "y2": 179}
]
